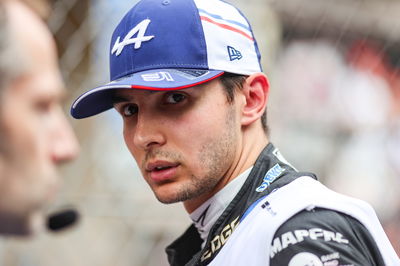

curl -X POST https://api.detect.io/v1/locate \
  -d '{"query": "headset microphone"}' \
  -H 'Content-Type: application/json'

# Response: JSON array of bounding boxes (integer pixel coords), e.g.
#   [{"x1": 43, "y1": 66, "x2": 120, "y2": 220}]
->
[{"x1": 46, "y1": 209, "x2": 79, "y2": 232}]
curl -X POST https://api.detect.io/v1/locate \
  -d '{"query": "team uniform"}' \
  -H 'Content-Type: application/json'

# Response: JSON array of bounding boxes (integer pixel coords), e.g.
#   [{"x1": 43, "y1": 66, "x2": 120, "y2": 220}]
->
[{"x1": 166, "y1": 144, "x2": 400, "y2": 266}]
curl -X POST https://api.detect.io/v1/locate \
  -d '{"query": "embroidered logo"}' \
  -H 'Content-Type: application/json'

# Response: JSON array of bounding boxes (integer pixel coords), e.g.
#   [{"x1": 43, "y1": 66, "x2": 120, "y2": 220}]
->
[
  {"x1": 227, "y1": 46, "x2": 242, "y2": 61},
  {"x1": 141, "y1": 72, "x2": 174, "y2": 82},
  {"x1": 270, "y1": 228, "x2": 349, "y2": 259},
  {"x1": 111, "y1": 19, "x2": 154, "y2": 56},
  {"x1": 200, "y1": 216, "x2": 240, "y2": 262},
  {"x1": 256, "y1": 164, "x2": 285, "y2": 192}
]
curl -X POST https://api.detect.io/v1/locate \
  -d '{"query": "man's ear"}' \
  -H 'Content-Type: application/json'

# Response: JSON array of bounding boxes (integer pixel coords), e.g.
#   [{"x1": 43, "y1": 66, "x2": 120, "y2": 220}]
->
[{"x1": 240, "y1": 73, "x2": 269, "y2": 127}]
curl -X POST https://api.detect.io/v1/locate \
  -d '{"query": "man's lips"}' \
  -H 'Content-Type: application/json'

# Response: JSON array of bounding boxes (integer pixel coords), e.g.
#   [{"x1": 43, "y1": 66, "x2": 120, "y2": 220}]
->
[
  {"x1": 146, "y1": 161, "x2": 180, "y2": 182},
  {"x1": 146, "y1": 161, "x2": 180, "y2": 172}
]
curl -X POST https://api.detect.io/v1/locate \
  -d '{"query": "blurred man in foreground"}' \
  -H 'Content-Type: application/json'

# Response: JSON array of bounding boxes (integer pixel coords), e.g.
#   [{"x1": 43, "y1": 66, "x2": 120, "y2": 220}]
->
[{"x1": 0, "y1": 0, "x2": 78, "y2": 235}]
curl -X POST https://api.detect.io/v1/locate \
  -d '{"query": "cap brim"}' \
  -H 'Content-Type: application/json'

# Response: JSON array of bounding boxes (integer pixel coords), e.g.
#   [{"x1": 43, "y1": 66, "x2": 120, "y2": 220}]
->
[{"x1": 71, "y1": 69, "x2": 224, "y2": 119}]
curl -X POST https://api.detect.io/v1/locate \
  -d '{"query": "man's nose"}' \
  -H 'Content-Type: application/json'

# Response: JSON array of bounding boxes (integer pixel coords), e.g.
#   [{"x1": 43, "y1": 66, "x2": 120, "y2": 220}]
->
[
  {"x1": 131, "y1": 113, "x2": 165, "y2": 150},
  {"x1": 51, "y1": 114, "x2": 79, "y2": 164}
]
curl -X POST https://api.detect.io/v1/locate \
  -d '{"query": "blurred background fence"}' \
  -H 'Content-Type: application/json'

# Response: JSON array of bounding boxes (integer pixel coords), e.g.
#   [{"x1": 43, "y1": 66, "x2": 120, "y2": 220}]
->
[{"x1": 0, "y1": 0, "x2": 399, "y2": 265}]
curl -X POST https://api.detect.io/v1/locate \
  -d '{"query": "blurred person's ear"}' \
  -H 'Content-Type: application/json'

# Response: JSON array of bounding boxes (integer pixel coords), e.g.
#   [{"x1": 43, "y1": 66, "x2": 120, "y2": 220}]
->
[
  {"x1": 19, "y1": 0, "x2": 50, "y2": 19},
  {"x1": 239, "y1": 73, "x2": 269, "y2": 127}
]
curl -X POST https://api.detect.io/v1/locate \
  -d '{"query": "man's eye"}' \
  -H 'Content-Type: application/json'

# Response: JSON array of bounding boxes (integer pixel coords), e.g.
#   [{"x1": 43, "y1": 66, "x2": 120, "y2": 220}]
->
[
  {"x1": 122, "y1": 104, "x2": 138, "y2": 117},
  {"x1": 165, "y1": 93, "x2": 186, "y2": 104}
]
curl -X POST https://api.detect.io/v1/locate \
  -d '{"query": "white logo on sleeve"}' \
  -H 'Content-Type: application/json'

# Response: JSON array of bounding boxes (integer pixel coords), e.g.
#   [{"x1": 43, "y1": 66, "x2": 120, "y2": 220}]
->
[
  {"x1": 111, "y1": 19, "x2": 154, "y2": 56},
  {"x1": 288, "y1": 252, "x2": 323, "y2": 266},
  {"x1": 270, "y1": 228, "x2": 349, "y2": 258}
]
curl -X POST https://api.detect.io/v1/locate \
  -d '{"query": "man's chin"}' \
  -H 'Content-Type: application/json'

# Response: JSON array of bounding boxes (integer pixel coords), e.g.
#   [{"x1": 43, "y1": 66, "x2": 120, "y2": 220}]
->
[
  {"x1": 153, "y1": 188, "x2": 189, "y2": 204},
  {"x1": 153, "y1": 186, "x2": 204, "y2": 204},
  {"x1": 154, "y1": 193, "x2": 182, "y2": 204}
]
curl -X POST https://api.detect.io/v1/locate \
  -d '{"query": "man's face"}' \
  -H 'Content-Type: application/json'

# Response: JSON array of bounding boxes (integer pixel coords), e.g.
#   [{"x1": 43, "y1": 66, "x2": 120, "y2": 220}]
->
[
  {"x1": 0, "y1": 1, "x2": 78, "y2": 234},
  {"x1": 114, "y1": 79, "x2": 242, "y2": 209}
]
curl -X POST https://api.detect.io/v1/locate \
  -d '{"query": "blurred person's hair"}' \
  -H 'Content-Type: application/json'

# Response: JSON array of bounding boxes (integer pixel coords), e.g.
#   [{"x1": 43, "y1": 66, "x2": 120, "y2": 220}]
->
[{"x1": 0, "y1": 0, "x2": 49, "y2": 92}]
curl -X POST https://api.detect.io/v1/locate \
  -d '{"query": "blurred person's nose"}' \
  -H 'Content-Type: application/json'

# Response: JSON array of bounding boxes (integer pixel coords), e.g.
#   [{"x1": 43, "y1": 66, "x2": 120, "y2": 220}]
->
[{"x1": 51, "y1": 113, "x2": 79, "y2": 164}]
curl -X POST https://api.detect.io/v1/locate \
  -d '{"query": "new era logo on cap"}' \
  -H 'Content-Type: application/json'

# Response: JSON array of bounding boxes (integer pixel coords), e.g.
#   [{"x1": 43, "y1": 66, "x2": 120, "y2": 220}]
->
[
  {"x1": 71, "y1": 0, "x2": 262, "y2": 119},
  {"x1": 227, "y1": 46, "x2": 242, "y2": 61}
]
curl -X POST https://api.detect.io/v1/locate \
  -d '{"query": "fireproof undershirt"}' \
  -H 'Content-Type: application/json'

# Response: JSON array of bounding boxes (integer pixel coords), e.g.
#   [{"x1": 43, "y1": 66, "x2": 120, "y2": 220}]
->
[{"x1": 189, "y1": 167, "x2": 253, "y2": 245}]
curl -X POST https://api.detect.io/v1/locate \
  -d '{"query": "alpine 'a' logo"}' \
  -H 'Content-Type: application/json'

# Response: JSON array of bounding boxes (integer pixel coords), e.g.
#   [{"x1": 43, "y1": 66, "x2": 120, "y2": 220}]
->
[{"x1": 111, "y1": 19, "x2": 154, "y2": 56}]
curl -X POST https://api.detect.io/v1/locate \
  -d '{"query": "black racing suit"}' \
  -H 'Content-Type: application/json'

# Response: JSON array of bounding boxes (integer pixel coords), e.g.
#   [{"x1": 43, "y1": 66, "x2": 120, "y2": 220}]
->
[{"x1": 166, "y1": 143, "x2": 387, "y2": 266}]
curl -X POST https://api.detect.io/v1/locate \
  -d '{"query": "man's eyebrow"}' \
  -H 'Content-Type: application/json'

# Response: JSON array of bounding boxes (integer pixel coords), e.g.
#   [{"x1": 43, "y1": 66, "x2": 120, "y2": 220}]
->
[
  {"x1": 111, "y1": 90, "x2": 159, "y2": 105},
  {"x1": 111, "y1": 95, "x2": 131, "y2": 105}
]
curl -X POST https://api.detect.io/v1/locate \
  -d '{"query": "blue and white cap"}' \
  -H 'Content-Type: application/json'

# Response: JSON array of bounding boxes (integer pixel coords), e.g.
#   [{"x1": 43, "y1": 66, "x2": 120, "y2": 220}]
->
[{"x1": 71, "y1": 0, "x2": 262, "y2": 119}]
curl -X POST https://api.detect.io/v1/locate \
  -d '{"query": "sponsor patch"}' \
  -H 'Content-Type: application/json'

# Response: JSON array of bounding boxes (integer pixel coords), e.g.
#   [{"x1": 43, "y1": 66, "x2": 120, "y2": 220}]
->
[
  {"x1": 270, "y1": 228, "x2": 349, "y2": 258},
  {"x1": 141, "y1": 72, "x2": 174, "y2": 82},
  {"x1": 256, "y1": 164, "x2": 285, "y2": 192},
  {"x1": 201, "y1": 216, "x2": 240, "y2": 262}
]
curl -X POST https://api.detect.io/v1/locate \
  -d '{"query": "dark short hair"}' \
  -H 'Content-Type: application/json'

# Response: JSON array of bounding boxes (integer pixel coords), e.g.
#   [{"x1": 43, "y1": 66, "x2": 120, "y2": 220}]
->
[{"x1": 219, "y1": 72, "x2": 269, "y2": 135}]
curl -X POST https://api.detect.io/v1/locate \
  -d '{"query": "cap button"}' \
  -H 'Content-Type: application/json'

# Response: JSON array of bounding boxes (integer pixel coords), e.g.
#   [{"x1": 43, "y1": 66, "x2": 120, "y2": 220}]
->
[{"x1": 162, "y1": 0, "x2": 170, "y2": 5}]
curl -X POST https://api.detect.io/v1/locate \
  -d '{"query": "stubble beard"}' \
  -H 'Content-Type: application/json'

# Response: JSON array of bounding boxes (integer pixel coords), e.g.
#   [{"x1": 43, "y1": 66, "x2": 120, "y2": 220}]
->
[{"x1": 154, "y1": 105, "x2": 238, "y2": 204}]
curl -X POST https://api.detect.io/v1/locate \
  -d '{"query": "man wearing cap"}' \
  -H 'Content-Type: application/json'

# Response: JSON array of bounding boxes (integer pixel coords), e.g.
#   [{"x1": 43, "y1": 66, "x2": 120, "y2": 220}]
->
[
  {"x1": 0, "y1": 0, "x2": 78, "y2": 235},
  {"x1": 71, "y1": 0, "x2": 399, "y2": 265}
]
